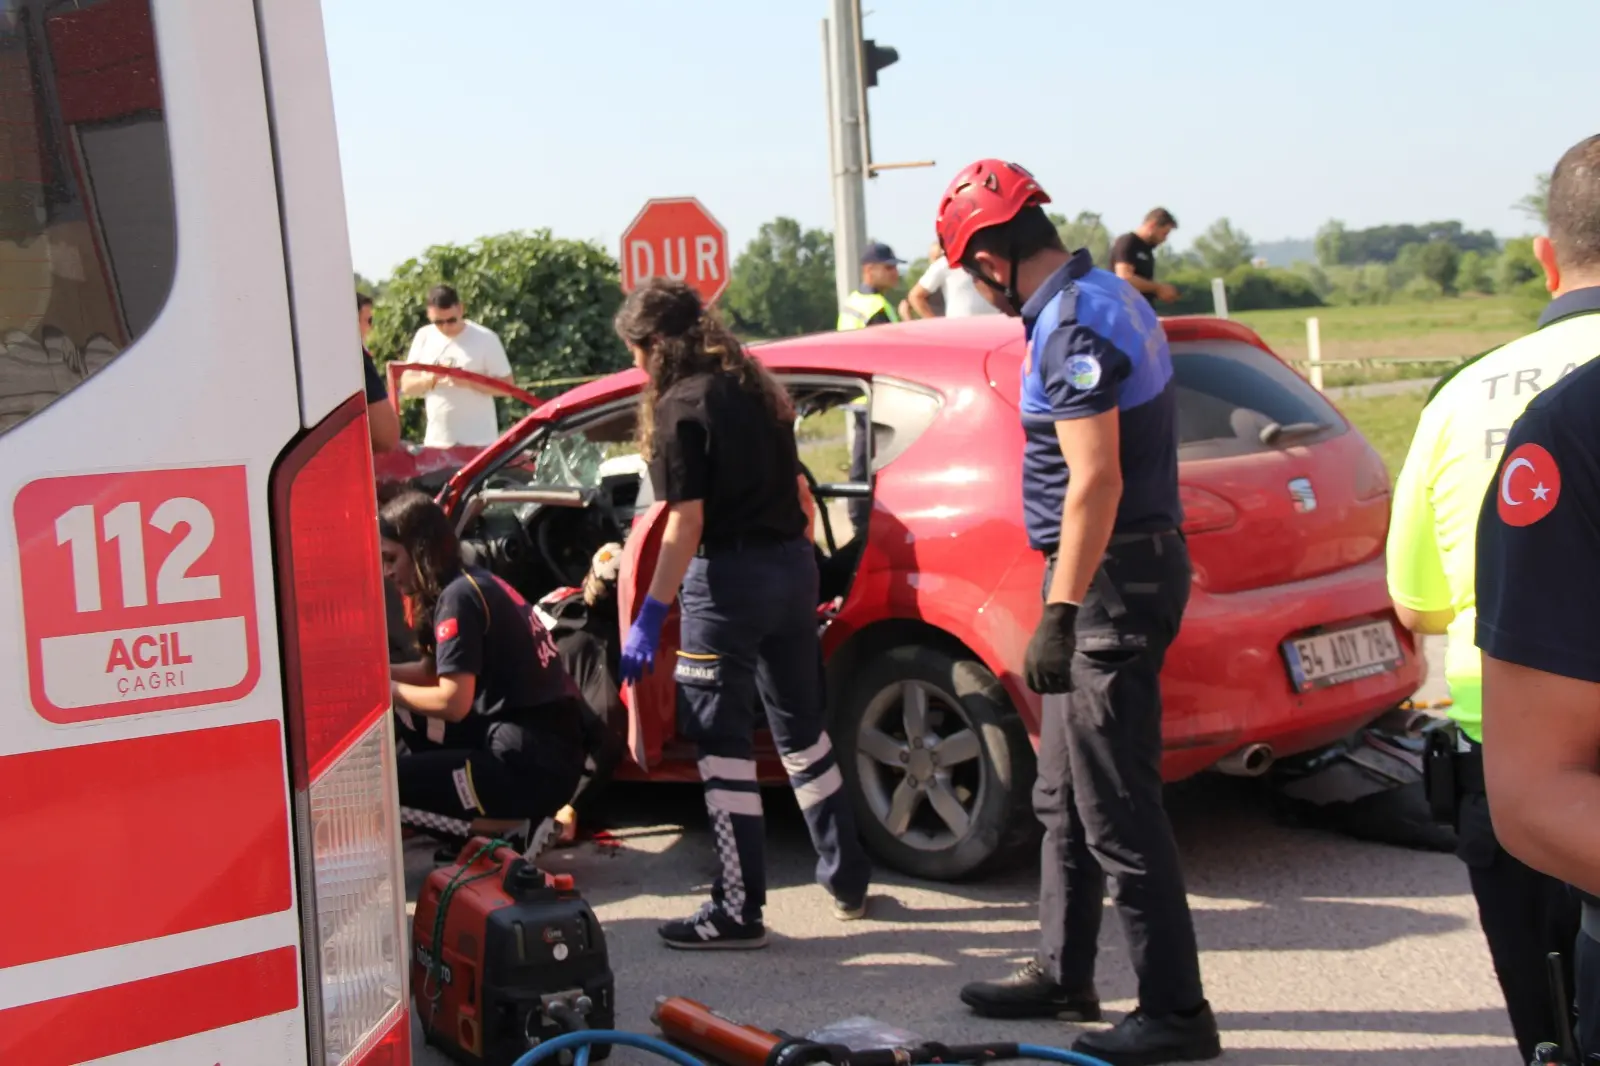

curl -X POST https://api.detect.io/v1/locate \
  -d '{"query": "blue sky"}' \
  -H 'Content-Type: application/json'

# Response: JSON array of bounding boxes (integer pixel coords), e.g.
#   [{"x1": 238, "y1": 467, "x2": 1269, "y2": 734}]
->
[{"x1": 324, "y1": 1, "x2": 1596, "y2": 281}]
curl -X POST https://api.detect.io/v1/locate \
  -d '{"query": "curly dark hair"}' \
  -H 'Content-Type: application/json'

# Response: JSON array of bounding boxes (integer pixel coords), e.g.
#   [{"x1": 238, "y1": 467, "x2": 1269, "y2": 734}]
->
[
  {"x1": 378, "y1": 489, "x2": 463, "y2": 656},
  {"x1": 614, "y1": 277, "x2": 794, "y2": 460}
]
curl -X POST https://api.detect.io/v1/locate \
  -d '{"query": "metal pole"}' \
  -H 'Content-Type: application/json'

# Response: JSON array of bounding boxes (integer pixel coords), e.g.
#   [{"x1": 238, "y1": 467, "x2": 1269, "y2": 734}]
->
[
  {"x1": 851, "y1": 0, "x2": 871, "y2": 178},
  {"x1": 828, "y1": 0, "x2": 867, "y2": 310}
]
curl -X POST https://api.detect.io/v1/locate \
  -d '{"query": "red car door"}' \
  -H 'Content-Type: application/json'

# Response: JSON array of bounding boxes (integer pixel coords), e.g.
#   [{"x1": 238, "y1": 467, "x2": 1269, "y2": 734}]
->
[{"x1": 616, "y1": 499, "x2": 681, "y2": 769}]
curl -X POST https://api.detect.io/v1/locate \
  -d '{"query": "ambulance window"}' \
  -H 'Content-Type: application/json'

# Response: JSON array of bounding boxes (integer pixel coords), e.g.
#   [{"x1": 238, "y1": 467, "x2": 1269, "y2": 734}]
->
[{"x1": 0, "y1": 0, "x2": 176, "y2": 435}]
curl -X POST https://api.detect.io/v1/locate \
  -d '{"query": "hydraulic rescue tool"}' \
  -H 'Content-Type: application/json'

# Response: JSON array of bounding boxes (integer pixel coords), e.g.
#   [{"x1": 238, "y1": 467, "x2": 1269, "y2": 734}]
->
[{"x1": 413, "y1": 837, "x2": 616, "y2": 1065}]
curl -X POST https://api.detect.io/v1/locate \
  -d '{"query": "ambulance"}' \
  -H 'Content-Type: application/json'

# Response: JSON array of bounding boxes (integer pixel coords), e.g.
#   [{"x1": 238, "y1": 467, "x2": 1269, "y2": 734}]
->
[{"x1": 0, "y1": 1, "x2": 409, "y2": 1063}]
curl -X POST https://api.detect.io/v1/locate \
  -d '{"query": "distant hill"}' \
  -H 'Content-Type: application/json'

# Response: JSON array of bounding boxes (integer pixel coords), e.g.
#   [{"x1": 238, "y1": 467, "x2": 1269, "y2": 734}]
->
[{"x1": 1253, "y1": 237, "x2": 1316, "y2": 267}]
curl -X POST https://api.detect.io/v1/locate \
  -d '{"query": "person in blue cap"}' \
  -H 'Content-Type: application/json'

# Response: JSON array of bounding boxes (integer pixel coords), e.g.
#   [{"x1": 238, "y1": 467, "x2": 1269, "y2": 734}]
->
[{"x1": 837, "y1": 242, "x2": 904, "y2": 329}]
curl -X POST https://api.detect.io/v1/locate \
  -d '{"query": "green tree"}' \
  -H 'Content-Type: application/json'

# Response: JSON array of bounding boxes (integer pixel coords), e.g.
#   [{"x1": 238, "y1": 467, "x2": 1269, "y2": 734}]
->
[
  {"x1": 1517, "y1": 173, "x2": 1551, "y2": 226},
  {"x1": 1192, "y1": 218, "x2": 1254, "y2": 274},
  {"x1": 367, "y1": 230, "x2": 628, "y2": 436},
  {"x1": 1415, "y1": 239, "x2": 1461, "y2": 294},
  {"x1": 1496, "y1": 237, "x2": 1543, "y2": 293},
  {"x1": 1454, "y1": 250, "x2": 1496, "y2": 295},
  {"x1": 1049, "y1": 211, "x2": 1112, "y2": 266},
  {"x1": 1314, "y1": 221, "x2": 1347, "y2": 267},
  {"x1": 721, "y1": 218, "x2": 837, "y2": 339}
]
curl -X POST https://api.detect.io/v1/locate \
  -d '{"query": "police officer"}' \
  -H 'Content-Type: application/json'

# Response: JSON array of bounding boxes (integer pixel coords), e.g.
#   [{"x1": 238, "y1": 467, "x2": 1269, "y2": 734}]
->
[
  {"x1": 837, "y1": 242, "x2": 904, "y2": 330},
  {"x1": 1474, "y1": 133, "x2": 1600, "y2": 1059},
  {"x1": 614, "y1": 276, "x2": 872, "y2": 950},
  {"x1": 939, "y1": 160, "x2": 1219, "y2": 1065},
  {"x1": 1388, "y1": 136, "x2": 1600, "y2": 1063},
  {"x1": 381, "y1": 490, "x2": 589, "y2": 853}
]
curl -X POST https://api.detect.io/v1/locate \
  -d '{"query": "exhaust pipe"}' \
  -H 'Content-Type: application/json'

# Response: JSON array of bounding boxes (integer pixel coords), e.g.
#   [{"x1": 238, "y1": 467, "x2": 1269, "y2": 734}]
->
[{"x1": 1216, "y1": 743, "x2": 1274, "y2": 777}]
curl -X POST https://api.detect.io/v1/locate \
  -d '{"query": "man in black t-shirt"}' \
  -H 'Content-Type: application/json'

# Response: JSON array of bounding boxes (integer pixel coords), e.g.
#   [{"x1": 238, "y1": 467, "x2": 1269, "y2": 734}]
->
[{"x1": 1110, "y1": 208, "x2": 1180, "y2": 306}]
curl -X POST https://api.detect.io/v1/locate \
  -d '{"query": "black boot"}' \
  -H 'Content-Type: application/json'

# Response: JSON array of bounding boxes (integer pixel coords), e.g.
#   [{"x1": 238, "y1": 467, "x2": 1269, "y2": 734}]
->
[
  {"x1": 958, "y1": 960, "x2": 1101, "y2": 1021},
  {"x1": 1071, "y1": 1003, "x2": 1222, "y2": 1066}
]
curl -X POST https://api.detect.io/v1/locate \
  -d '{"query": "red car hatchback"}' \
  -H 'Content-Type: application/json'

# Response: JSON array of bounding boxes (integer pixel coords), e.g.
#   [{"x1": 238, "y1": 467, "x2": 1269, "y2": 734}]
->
[{"x1": 377, "y1": 313, "x2": 1423, "y2": 881}]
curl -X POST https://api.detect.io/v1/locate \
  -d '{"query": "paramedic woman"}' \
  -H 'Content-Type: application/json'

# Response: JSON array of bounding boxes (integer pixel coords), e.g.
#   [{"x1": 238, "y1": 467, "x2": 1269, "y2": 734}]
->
[{"x1": 615, "y1": 277, "x2": 872, "y2": 949}]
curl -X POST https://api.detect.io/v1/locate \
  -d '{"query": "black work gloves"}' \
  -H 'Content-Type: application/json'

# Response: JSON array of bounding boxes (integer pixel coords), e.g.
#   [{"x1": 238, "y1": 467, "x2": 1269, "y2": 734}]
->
[{"x1": 1024, "y1": 603, "x2": 1079, "y2": 694}]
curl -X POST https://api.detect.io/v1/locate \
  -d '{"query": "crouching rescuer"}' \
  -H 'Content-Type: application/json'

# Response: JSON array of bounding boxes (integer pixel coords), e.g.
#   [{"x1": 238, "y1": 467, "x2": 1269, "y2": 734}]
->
[
  {"x1": 937, "y1": 160, "x2": 1219, "y2": 1065},
  {"x1": 381, "y1": 490, "x2": 590, "y2": 852},
  {"x1": 613, "y1": 277, "x2": 872, "y2": 949}
]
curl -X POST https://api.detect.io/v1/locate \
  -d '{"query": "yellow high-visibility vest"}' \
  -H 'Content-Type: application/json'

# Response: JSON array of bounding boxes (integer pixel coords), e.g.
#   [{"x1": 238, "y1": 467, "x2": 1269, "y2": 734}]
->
[{"x1": 836, "y1": 290, "x2": 897, "y2": 331}]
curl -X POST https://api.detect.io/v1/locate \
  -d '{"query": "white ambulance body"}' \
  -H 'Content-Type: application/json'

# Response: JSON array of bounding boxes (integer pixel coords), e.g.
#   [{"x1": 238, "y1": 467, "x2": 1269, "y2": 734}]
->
[{"x1": 0, "y1": 1, "x2": 409, "y2": 1063}]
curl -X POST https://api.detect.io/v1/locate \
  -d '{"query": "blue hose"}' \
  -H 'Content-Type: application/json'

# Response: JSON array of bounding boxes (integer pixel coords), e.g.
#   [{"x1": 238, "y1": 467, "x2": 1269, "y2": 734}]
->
[
  {"x1": 511, "y1": 1029, "x2": 707, "y2": 1066},
  {"x1": 511, "y1": 1029, "x2": 1115, "y2": 1066},
  {"x1": 1016, "y1": 1043, "x2": 1115, "y2": 1066}
]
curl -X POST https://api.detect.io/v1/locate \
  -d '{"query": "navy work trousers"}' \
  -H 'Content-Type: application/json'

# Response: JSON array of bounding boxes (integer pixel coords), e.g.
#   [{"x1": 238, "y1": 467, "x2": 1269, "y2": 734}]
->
[
  {"x1": 675, "y1": 538, "x2": 872, "y2": 924},
  {"x1": 1035, "y1": 531, "x2": 1206, "y2": 1016}
]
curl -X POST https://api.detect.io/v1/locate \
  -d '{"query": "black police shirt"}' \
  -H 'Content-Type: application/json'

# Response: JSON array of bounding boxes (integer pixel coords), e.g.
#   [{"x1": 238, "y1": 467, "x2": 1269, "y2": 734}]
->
[
  {"x1": 1476, "y1": 292, "x2": 1600, "y2": 685},
  {"x1": 1110, "y1": 232, "x2": 1156, "y2": 282},
  {"x1": 423, "y1": 568, "x2": 583, "y2": 753},
  {"x1": 1475, "y1": 317, "x2": 1600, "y2": 910},
  {"x1": 647, "y1": 370, "x2": 808, "y2": 546}
]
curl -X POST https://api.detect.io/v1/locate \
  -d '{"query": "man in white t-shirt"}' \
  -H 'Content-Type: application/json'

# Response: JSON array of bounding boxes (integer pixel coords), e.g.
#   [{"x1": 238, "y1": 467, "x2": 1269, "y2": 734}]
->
[
  {"x1": 399, "y1": 284, "x2": 514, "y2": 447},
  {"x1": 908, "y1": 248, "x2": 1000, "y2": 319}
]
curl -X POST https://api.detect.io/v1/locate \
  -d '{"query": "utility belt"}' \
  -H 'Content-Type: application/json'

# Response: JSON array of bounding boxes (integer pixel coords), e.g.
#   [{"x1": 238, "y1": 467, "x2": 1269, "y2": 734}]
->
[
  {"x1": 1041, "y1": 529, "x2": 1182, "y2": 619},
  {"x1": 1422, "y1": 719, "x2": 1484, "y2": 824}
]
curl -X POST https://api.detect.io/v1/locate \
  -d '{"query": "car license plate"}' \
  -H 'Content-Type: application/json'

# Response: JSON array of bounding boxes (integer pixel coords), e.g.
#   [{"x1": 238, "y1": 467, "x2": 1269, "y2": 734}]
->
[{"x1": 1282, "y1": 621, "x2": 1404, "y2": 693}]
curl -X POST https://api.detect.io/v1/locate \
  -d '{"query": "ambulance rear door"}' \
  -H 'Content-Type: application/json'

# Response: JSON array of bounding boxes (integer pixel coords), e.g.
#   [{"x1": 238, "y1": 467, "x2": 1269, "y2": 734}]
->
[{"x1": 0, "y1": 2, "x2": 407, "y2": 1064}]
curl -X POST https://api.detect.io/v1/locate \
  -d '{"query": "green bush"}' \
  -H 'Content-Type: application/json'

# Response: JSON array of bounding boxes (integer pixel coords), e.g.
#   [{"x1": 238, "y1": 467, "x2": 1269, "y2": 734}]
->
[
  {"x1": 367, "y1": 230, "x2": 630, "y2": 435},
  {"x1": 1160, "y1": 265, "x2": 1323, "y2": 316}
]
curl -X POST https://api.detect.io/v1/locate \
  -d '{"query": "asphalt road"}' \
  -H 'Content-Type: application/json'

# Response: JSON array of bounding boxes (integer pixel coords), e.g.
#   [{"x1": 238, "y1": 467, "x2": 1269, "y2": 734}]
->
[{"x1": 411, "y1": 633, "x2": 1508, "y2": 1066}]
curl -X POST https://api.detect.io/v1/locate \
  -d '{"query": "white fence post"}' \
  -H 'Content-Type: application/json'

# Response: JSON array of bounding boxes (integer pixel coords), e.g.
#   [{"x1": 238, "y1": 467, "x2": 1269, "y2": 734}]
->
[
  {"x1": 1307, "y1": 316, "x2": 1324, "y2": 392},
  {"x1": 1210, "y1": 277, "x2": 1228, "y2": 319}
]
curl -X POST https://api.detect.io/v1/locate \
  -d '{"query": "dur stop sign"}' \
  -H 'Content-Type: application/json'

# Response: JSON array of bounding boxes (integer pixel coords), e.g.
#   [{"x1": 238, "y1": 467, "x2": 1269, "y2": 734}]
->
[{"x1": 621, "y1": 197, "x2": 729, "y2": 305}]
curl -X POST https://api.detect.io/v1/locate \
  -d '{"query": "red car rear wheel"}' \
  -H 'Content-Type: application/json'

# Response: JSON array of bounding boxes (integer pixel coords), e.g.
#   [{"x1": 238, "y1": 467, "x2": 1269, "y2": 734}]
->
[{"x1": 836, "y1": 644, "x2": 1037, "y2": 881}]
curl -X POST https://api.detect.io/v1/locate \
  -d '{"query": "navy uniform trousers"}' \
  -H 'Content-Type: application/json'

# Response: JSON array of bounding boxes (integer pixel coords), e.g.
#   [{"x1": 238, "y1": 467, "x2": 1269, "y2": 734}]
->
[
  {"x1": 675, "y1": 537, "x2": 872, "y2": 923},
  {"x1": 1035, "y1": 530, "x2": 1206, "y2": 1016}
]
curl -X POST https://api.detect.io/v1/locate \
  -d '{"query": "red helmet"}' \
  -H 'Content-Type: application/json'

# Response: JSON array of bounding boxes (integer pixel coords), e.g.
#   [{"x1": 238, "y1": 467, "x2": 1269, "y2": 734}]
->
[{"x1": 936, "y1": 159, "x2": 1052, "y2": 267}]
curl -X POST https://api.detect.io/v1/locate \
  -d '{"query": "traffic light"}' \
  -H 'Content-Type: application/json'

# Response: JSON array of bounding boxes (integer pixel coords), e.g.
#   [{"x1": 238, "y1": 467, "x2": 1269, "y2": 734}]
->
[{"x1": 862, "y1": 39, "x2": 898, "y2": 88}]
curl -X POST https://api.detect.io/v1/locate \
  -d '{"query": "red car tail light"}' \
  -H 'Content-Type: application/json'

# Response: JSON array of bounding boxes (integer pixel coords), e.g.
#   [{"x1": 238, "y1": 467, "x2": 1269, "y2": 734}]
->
[
  {"x1": 272, "y1": 394, "x2": 410, "y2": 1066},
  {"x1": 1180, "y1": 484, "x2": 1238, "y2": 535},
  {"x1": 1355, "y1": 440, "x2": 1392, "y2": 502}
]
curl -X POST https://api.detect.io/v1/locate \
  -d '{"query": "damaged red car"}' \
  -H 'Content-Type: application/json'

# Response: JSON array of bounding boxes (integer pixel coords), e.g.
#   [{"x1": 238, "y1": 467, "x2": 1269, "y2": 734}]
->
[{"x1": 376, "y1": 313, "x2": 1423, "y2": 881}]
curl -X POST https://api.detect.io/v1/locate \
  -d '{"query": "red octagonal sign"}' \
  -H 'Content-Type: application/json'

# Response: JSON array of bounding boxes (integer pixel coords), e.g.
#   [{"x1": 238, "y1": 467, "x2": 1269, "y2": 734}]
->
[{"x1": 621, "y1": 197, "x2": 729, "y2": 306}]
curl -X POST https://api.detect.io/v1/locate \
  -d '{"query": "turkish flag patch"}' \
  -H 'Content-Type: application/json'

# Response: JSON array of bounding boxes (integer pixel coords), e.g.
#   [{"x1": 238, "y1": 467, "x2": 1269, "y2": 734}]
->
[
  {"x1": 436, "y1": 617, "x2": 459, "y2": 642},
  {"x1": 1497, "y1": 442, "x2": 1561, "y2": 527}
]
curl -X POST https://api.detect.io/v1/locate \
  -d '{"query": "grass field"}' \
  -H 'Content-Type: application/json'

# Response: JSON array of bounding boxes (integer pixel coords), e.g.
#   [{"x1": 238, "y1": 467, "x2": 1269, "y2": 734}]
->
[
  {"x1": 1231, "y1": 294, "x2": 1538, "y2": 366},
  {"x1": 1334, "y1": 389, "x2": 1429, "y2": 479}
]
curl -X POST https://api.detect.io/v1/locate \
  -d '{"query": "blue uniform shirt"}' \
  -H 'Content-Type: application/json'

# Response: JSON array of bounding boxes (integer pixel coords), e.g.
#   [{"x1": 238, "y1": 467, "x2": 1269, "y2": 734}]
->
[{"x1": 1018, "y1": 248, "x2": 1183, "y2": 551}]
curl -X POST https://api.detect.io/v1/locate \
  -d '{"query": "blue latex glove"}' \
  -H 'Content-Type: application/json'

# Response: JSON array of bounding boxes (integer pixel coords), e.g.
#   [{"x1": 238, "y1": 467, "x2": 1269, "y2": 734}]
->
[{"x1": 619, "y1": 596, "x2": 670, "y2": 685}]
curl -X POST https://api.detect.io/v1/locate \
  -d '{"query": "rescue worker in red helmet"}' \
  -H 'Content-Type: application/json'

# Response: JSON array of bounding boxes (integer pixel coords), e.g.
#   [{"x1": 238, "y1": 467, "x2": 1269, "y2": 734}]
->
[{"x1": 939, "y1": 160, "x2": 1220, "y2": 1065}]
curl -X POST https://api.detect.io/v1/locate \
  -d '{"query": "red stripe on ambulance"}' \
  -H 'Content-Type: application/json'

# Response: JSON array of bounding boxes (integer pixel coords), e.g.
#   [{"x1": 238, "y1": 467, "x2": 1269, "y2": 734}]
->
[
  {"x1": 0, "y1": 721, "x2": 293, "y2": 968},
  {"x1": 0, "y1": 946, "x2": 299, "y2": 1066}
]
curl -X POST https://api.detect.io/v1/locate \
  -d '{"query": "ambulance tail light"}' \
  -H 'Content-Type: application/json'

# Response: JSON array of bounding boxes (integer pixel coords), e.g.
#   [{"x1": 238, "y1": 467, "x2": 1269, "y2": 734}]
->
[{"x1": 272, "y1": 394, "x2": 410, "y2": 1066}]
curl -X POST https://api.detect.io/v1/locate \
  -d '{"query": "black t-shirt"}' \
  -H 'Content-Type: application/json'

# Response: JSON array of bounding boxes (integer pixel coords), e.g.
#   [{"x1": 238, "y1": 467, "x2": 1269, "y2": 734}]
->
[
  {"x1": 416, "y1": 568, "x2": 583, "y2": 752},
  {"x1": 647, "y1": 370, "x2": 808, "y2": 546},
  {"x1": 1110, "y1": 232, "x2": 1156, "y2": 283},
  {"x1": 363, "y1": 349, "x2": 387, "y2": 404},
  {"x1": 1474, "y1": 342, "x2": 1600, "y2": 909}
]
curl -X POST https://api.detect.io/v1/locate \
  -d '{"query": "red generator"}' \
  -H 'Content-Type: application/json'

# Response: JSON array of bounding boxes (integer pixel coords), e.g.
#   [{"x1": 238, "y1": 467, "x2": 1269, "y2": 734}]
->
[{"x1": 412, "y1": 838, "x2": 616, "y2": 1065}]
